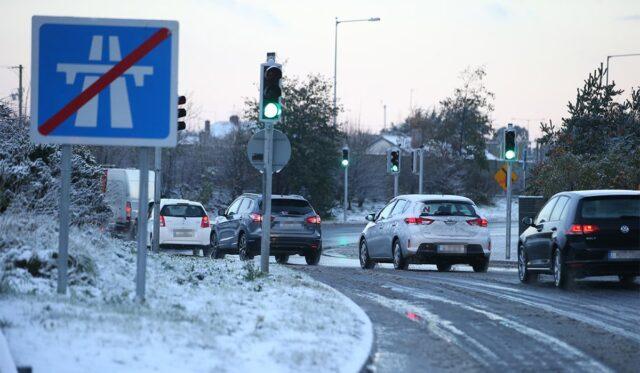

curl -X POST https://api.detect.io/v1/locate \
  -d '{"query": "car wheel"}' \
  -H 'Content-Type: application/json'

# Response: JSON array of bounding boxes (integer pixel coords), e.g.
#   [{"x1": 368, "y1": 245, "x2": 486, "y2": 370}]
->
[
  {"x1": 275, "y1": 254, "x2": 289, "y2": 264},
  {"x1": 619, "y1": 275, "x2": 637, "y2": 285},
  {"x1": 392, "y1": 239, "x2": 408, "y2": 270},
  {"x1": 238, "y1": 233, "x2": 251, "y2": 261},
  {"x1": 359, "y1": 239, "x2": 376, "y2": 269},
  {"x1": 518, "y1": 246, "x2": 537, "y2": 283},
  {"x1": 553, "y1": 248, "x2": 572, "y2": 289},
  {"x1": 305, "y1": 249, "x2": 321, "y2": 266},
  {"x1": 472, "y1": 259, "x2": 489, "y2": 273},
  {"x1": 210, "y1": 232, "x2": 225, "y2": 259},
  {"x1": 437, "y1": 264, "x2": 452, "y2": 272}
]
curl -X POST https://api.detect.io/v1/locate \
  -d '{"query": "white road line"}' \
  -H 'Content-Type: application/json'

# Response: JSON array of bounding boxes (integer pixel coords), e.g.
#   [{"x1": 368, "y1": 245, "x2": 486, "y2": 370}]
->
[
  {"x1": 359, "y1": 292, "x2": 500, "y2": 368},
  {"x1": 387, "y1": 284, "x2": 612, "y2": 373},
  {"x1": 413, "y1": 276, "x2": 640, "y2": 344}
]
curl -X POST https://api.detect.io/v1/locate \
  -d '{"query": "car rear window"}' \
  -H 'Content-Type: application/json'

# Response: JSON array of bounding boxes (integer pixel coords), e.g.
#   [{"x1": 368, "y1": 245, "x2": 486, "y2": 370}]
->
[
  {"x1": 581, "y1": 196, "x2": 640, "y2": 219},
  {"x1": 419, "y1": 201, "x2": 478, "y2": 217},
  {"x1": 261, "y1": 199, "x2": 313, "y2": 216},
  {"x1": 160, "y1": 204, "x2": 206, "y2": 217}
]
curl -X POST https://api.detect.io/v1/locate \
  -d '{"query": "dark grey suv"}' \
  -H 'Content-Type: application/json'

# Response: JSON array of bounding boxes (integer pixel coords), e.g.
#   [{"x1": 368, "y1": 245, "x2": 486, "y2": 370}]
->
[{"x1": 210, "y1": 194, "x2": 323, "y2": 265}]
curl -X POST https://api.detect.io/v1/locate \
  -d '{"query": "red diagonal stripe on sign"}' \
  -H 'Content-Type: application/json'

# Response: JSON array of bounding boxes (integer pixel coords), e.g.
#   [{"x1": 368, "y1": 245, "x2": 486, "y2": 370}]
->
[{"x1": 38, "y1": 27, "x2": 171, "y2": 135}]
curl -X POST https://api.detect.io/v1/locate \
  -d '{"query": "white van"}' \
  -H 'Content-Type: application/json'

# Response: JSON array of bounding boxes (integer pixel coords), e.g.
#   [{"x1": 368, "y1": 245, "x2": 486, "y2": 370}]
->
[{"x1": 103, "y1": 168, "x2": 155, "y2": 237}]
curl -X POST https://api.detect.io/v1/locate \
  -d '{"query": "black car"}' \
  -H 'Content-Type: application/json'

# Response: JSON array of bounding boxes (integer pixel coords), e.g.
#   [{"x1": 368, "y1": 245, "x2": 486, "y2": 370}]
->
[
  {"x1": 518, "y1": 190, "x2": 640, "y2": 288},
  {"x1": 210, "y1": 194, "x2": 323, "y2": 265}
]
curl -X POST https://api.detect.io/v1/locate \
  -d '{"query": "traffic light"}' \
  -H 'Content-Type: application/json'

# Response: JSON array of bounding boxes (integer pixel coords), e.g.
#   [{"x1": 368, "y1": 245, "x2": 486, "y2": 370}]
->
[
  {"x1": 341, "y1": 147, "x2": 349, "y2": 167},
  {"x1": 504, "y1": 125, "x2": 516, "y2": 161},
  {"x1": 387, "y1": 148, "x2": 401, "y2": 174},
  {"x1": 177, "y1": 95, "x2": 186, "y2": 131},
  {"x1": 259, "y1": 59, "x2": 283, "y2": 122}
]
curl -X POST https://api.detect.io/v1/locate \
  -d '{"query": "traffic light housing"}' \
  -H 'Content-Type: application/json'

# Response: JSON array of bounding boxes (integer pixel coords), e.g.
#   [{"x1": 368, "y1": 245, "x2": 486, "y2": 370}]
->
[
  {"x1": 504, "y1": 126, "x2": 516, "y2": 161},
  {"x1": 259, "y1": 60, "x2": 283, "y2": 122},
  {"x1": 177, "y1": 95, "x2": 186, "y2": 131},
  {"x1": 387, "y1": 148, "x2": 401, "y2": 174},
  {"x1": 341, "y1": 147, "x2": 349, "y2": 167}
]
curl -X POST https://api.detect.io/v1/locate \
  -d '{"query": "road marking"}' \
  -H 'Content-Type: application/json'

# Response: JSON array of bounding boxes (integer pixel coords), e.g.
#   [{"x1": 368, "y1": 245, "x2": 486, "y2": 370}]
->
[
  {"x1": 359, "y1": 292, "x2": 499, "y2": 367},
  {"x1": 408, "y1": 276, "x2": 640, "y2": 344},
  {"x1": 386, "y1": 284, "x2": 612, "y2": 373}
]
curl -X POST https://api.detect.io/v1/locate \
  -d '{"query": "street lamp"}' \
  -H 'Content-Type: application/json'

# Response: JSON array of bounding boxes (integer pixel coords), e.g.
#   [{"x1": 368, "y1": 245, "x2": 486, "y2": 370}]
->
[
  {"x1": 606, "y1": 53, "x2": 640, "y2": 85},
  {"x1": 333, "y1": 17, "x2": 381, "y2": 127}
]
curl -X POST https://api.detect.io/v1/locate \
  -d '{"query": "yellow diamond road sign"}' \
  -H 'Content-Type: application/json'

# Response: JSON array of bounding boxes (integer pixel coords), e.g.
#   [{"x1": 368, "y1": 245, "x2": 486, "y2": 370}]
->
[{"x1": 494, "y1": 165, "x2": 518, "y2": 190}]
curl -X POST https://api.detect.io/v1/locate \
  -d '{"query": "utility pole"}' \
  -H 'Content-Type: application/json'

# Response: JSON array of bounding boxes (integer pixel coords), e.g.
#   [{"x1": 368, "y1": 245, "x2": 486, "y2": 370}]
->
[
  {"x1": 383, "y1": 103, "x2": 387, "y2": 129},
  {"x1": 418, "y1": 147, "x2": 424, "y2": 194},
  {"x1": 8, "y1": 65, "x2": 24, "y2": 125}
]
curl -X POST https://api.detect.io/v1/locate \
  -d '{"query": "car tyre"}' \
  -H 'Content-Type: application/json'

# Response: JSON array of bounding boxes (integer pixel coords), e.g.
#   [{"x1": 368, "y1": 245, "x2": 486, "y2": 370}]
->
[
  {"x1": 619, "y1": 275, "x2": 637, "y2": 285},
  {"x1": 359, "y1": 239, "x2": 376, "y2": 270},
  {"x1": 472, "y1": 259, "x2": 489, "y2": 273},
  {"x1": 238, "y1": 233, "x2": 252, "y2": 261},
  {"x1": 305, "y1": 248, "x2": 321, "y2": 266},
  {"x1": 276, "y1": 254, "x2": 289, "y2": 264},
  {"x1": 553, "y1": 248, "x2": 572, "y2": 289},
  {"x1": 392, "y1": 239, "x2": 408, "y2": 270},
  {"x1": 437, "y1": 264, "x2": 452, "y2": 272},
  {"x1": 210, "y1": 232, "x2": 225, "y2": 259},
  {"x1": 518, "y1": 246, "x2": 537, "y2": 283}
]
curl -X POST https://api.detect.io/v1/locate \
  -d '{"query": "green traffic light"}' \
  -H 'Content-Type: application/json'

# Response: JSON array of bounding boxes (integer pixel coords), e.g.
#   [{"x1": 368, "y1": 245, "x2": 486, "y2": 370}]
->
[
  {"x1": 505, "y1": 150, "x2": 516, "y2": 160},
  {"x1": 391, "y1": 165, "x2": 398, "y2": 172},
  {"x1": 264, "y1": 102, "x2": 280, "y2": 119},
  {"x1": 341, "y1": 159, "x2": 349, "y2": 167}
]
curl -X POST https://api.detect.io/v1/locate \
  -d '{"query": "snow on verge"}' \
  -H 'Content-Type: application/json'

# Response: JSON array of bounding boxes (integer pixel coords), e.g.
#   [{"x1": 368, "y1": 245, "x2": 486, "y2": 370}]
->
[{"x1": 0, "y1": 214, "x2": 372, "y2": 373}]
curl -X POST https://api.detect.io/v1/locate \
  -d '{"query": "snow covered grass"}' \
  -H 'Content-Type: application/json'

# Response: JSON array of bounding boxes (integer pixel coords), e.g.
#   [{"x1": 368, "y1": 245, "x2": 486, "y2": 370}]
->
[
  {"x1": 476, "y1": 197, "x2": 519, "y2": 223},
  {"x1": 329, "y1": 201, "x2": 386, "y2": 224},
  {"x1": 0, "y1": 214, "x2": 372, "y2": 373}
]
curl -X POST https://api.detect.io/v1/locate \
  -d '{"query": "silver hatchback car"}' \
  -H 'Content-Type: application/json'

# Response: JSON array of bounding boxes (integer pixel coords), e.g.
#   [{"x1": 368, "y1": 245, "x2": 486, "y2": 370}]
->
[{"x1": 359, "y1": 194, "x2": 491, "y2": 272}]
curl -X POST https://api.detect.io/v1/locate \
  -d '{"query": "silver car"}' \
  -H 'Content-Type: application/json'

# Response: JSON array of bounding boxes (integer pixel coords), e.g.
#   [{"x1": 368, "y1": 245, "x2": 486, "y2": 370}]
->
[{"x1": 359, "y1": 194, "x2": 491, "y2": 272}]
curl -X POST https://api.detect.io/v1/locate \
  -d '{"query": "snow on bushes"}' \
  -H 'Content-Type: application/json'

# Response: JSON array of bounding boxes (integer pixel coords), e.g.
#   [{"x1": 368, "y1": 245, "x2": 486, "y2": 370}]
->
[{"x1": 0, "y1": 107, "x2": 109, "y2": 225}]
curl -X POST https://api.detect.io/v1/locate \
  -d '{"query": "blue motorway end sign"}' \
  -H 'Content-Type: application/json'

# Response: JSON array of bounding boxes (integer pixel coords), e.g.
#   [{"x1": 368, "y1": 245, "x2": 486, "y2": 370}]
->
[{"x1": 30, "y1": 16, "x2": 178, "y2": 147}]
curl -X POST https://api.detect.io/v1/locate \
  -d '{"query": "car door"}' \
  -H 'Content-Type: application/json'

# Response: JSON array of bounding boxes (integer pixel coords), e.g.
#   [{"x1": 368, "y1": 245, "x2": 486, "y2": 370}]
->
[
  {"x1": 368, "y1": 201, "x2": 397, "y2": 258},
  {"x1": 524, "y1": 196, "x2": 558, "y2": 267},
  {"x1": 382, "y1": 199, "x2": 408, "y2": 258},
  {"x1": 540, "y1": 196, "x2": 570, "y2": 262},
  {"x1": 218, "y1": 198, "x2": 243, "y2": 248}
]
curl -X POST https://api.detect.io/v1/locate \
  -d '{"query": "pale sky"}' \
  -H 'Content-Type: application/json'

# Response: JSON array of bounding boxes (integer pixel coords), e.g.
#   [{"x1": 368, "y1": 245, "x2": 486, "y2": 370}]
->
[{"x1": 2, "y1": 0, "x2": 640, "y2": 139}]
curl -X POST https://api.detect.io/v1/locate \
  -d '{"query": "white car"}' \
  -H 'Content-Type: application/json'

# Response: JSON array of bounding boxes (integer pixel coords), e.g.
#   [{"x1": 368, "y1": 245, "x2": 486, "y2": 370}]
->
[
  {"x1": 147, "y1": 199, "x2": 212, "y2": 256},
  {"x1": 359, "y1": 194, "x2": 491, "y2": 272}
]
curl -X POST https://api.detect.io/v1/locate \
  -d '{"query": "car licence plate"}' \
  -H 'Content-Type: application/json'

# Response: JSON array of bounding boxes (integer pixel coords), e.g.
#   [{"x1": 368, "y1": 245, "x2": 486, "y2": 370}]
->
[
  {"x1": 279, "y1": 222, "x2": 300, "y2": 229},
  {"x1": 437, "y1": 244, "x2": 466, "y2": 254},
  {"x1": 608, "y1": 250, "x2": 640, "y2": 260},
  {"x1": 173, "y1": 229, "x2": 194, "y2": 238}
]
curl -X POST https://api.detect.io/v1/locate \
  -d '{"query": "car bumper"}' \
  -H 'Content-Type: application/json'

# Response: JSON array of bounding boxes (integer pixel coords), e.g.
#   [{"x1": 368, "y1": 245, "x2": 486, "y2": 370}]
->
[
  {"x1": 407, "y1": 243, "x2": 490, "y2": 265},
  {"x1": 566, "y1": 259, "x2": 640, "y2": 278},
  {"x1": 247, "y1": 235, "x2": 321, "y2": 256},
  {"x1": 155, "y1": 227, "x2": 210, "y2": 247}
]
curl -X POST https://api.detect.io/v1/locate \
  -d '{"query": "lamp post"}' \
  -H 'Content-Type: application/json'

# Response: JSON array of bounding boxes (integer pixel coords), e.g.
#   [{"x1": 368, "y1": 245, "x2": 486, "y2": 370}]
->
[
  {"x1": 606, "y1": 53, "x2": 640, "y2": 85},
  {"x1": 333, "y1": 17, "x2": 380, "y2": 127}
]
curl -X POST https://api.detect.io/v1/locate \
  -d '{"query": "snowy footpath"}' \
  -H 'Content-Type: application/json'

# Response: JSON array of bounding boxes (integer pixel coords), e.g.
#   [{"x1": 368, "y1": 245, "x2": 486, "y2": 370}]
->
[{"x1": 0, "y1": 215, "x2": 373, "y2": 373}]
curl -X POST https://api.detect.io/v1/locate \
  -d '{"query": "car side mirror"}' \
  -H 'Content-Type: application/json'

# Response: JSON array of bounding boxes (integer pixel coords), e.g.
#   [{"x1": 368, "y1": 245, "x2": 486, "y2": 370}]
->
[
  {"x1": 218, "y1": 208, "x2": 227, "y2": 217},
  {"x1": 365, "y1": 213, "x2": 375, "y2": 222},
  {"x1": 522, "y1": 217, "x2": 534, "y2": 226}
]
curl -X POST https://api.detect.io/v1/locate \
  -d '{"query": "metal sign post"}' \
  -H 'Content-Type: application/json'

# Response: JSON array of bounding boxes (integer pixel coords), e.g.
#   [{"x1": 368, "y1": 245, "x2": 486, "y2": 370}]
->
[
  {"x1": 260, "y1": 123, "x2": 274, "y2": 273},
  {"x1": 136, "y1": 148, "x2": 150, "y2": 302},
  {"x1": 56, "y1": 144, "x2": 72, "y2": 294},
  {"x1": 343, "y1": 160, "x2": 348, "y2": 223},
  {"x1": 152, "y1": 147, "x2": 161, "y2": 253},
  {"x1": 506, "y1": 161, "x2": 513, "y2": 260},
  {"x1": 394, "y1": 173, "x2": 399, "y2": 197}
]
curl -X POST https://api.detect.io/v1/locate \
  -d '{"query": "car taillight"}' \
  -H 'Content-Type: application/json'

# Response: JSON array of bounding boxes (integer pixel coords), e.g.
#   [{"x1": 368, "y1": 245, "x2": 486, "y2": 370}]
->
[
  {"x1": 125, "y1": 202, "x2": 132, "y2": 221},
  {"x1": 201, "y1": 215, "x2": 210, "y2": 228},
  {"x1": 466, "y1": 218, "x2": 488, "y2": 227},
  {"x1": 567, "y1": 224, "x2": 599, "y2": 235},
  {"x1": 160, "y1": 215, "x2": 166, "y2": 227},
  {"x1": 306, "y1": 215, "x2": 321, "y2": 224},
  {"x1": 404, "y1": 217, "x2": 434, "y2": 225}
]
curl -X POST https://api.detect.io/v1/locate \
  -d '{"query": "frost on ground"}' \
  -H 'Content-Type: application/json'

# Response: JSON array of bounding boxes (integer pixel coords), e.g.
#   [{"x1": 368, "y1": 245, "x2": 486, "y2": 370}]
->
[{"x1": 0, "y1": 214, "x2": 371, "y2": 373}]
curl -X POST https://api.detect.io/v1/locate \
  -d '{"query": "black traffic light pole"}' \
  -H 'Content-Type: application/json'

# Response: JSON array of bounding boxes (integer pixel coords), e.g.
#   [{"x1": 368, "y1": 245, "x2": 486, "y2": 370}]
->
[{"x1": 505, "y1": 123, "x2": 515, "y2": 260}]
